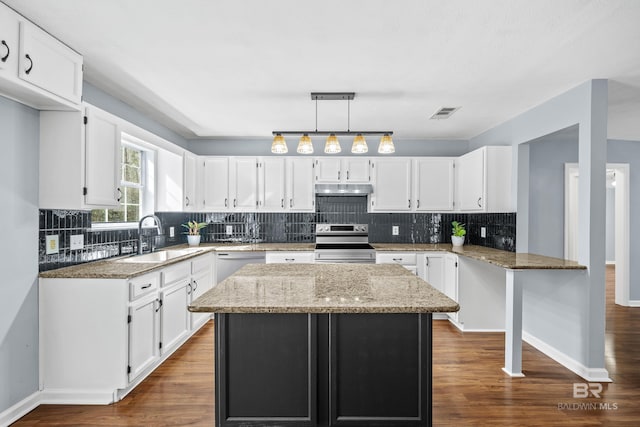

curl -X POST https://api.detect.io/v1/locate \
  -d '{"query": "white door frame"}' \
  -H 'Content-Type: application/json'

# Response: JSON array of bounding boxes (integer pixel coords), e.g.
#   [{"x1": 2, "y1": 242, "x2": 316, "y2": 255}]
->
[{"x1": 564, "y1": 163, "x2": 630, "y2": 306}]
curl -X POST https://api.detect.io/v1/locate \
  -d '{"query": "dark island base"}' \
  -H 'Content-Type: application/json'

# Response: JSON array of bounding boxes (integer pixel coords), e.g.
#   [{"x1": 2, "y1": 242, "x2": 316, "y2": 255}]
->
[{"x1": 215, "y1": 313, "x2": 432, "y2": 427}]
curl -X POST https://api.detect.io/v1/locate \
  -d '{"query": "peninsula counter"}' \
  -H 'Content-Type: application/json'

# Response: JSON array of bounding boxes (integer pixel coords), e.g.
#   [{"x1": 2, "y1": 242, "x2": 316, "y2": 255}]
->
[{"x1": 189, "y1": 263, "x2": 458, "y2": 427}]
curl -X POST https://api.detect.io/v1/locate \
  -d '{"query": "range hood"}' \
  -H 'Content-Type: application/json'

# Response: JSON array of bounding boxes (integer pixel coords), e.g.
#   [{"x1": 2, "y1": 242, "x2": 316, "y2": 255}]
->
[{"x1": 315, "y1": 184, "x2": 373, "y2": 195}]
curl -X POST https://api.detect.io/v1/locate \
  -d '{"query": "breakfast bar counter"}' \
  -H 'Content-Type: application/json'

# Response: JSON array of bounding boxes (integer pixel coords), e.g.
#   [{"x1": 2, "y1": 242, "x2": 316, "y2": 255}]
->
[{"x1": 189, "y1": 263, "x2": 458, "y2": 427}]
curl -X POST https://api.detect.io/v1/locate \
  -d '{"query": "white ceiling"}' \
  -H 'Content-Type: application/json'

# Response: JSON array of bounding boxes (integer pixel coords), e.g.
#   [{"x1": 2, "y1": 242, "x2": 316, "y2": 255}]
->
[{"x1": 5, "y1": 0, "x2": 640, "y2": 141}]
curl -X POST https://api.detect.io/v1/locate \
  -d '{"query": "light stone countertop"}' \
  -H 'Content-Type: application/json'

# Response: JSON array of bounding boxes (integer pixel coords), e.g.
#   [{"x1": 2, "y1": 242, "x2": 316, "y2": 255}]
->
[
  {"x1": 188, "y1": 263, "x2": 460, "y2": 314},
  {"x1": 372, "y1": 244, "x2": 586, "y2": 270}
]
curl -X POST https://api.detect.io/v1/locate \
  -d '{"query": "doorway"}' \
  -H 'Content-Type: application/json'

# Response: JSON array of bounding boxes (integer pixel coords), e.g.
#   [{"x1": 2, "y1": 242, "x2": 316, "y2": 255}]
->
[{"x1": 564, "y1": 163, "x2": 630, "y2": 306}]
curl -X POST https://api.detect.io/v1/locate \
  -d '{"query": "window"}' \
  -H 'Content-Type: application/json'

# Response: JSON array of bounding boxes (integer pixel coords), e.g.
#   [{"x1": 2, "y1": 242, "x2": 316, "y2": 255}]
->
[{"x1": 91, "y1": 144, "x2": 145, "y2": 225}]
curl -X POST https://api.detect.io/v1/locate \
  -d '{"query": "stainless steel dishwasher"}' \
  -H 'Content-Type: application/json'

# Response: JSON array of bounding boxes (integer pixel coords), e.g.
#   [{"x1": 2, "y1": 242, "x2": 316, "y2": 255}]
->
[{"x1": 215, "y1": 252, "x2": 266, "y2": 283}]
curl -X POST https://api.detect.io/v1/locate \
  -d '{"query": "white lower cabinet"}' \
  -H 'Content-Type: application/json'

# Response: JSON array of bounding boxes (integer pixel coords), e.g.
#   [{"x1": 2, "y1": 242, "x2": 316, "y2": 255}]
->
[
  {"x1": 443, "y1": 254, "x2": 459, "y2": 323},
  {"x1": 265, "y1": 251, "x2": 315, "y2": 264},
  {"x1": 39, "y1": 253, "x2": 214, "y2": 404},
  {"x1": 376, "y1": 252, "x2": 418, "y2": 275}
]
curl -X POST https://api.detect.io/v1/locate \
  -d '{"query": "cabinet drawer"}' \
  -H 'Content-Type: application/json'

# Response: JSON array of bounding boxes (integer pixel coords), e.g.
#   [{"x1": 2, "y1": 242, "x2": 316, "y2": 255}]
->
[
  {"x1": 129, "y1": 272, "x2": 160, "y2": 301},
  {"x1": 266, "y1": 252, "x2": 315, "y2": 264},
  {"x1": 376, "y1": 252, "x2": 417, "y2": 265},
  {"x1": 191, "y1": 253, "x2": 212, "y2": 274},
  {"x1": 162, "y1": 262, "x2": 191, "y2": 287}
]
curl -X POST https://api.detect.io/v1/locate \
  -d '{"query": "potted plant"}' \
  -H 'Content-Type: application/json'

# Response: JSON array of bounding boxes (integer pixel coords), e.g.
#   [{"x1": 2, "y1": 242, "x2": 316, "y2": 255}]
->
[
  {"x1": 182, "y1": 220, "x2": 208, "y2": 246},
  {"x1": 451, "y1": 221, "x2": 466, "y2": 247}
]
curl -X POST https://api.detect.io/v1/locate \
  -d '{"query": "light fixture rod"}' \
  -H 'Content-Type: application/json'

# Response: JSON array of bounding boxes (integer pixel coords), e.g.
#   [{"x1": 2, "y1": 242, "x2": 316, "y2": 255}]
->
[{"x1": 273, "y1": 131, "x2": 393, "y2": 136}]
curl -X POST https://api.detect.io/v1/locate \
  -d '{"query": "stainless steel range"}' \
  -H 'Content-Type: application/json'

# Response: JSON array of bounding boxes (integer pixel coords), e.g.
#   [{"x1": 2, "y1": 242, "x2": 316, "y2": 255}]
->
[{"x1": 314, "y1": 224, "x2": 375, "y2": 263}]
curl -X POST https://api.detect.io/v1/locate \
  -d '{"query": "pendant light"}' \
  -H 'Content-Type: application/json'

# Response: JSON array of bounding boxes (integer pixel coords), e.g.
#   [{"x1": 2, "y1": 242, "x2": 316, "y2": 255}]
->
[
  {"x1": 351, "y1": 134, "x2": 368, "y2": 154},
  {"x1": 324, "y1": 134, "x2": 341, "y2": 153},
  {"x1": 377, "y1": 134, "x2": 395, "y2": 154},
  {"x1": 297, "y1": 134, "x2": 313, "y2": 154},
  {"x1": 271, "y1": 133, "x2": 288, "y2": 154}
]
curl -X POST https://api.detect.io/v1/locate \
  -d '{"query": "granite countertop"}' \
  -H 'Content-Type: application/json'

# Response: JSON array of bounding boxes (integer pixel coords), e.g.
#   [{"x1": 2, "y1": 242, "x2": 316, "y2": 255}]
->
[
  {"x1": 372, "y1": 244, "x2": 586, "y2": 270},
  {"x1": 39, "y1": 243, "x2": 315, "y2": 279},
  {"x1": 188, "y1": 263, "x2": 460, "y2": 314}
]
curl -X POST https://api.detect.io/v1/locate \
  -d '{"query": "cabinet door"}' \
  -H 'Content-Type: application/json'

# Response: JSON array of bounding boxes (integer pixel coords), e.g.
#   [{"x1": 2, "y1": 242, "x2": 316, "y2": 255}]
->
[
  {"x1": 344, "y1": 158, "x2": 370, "y2": 183},
  {"x1": 370, "y1": 158, "x2": 412, "y2": 211},
  {"x1": 0, "y1": 4, "x2": 19, "y2": 74},
  {"x1": 423, "y1": 253, "x2": 445, "y2": 293},
  {"x1": 190, "y1": 268, "x2": 213, "y2": 330},
  {"x1": 315, "y1": 158, "x2": 341, "y2": 183},
  {"x1": 84, "y1": 106, "x2": 121, "y2": 207},
  {"x1": 444, "y1": 254, "x2": 459, "y2": 322},
  {"x1": 128, "y1": 293, "x2": 160, "y2": 382},
  {"x1": 259, "y1": 157, "x2": 286, "y2": 211},
  {"x1": 202, "y1": 157, "x2": 229, "y2": 210},
  {"x1": 156, "y1": 149, "x2": 183, "y2": 212},
  {"x1": 183, "y1": 152, "x2": 198, "y2": 211},
  {"x1": 457, "y1": 148, "x2": 485, "y2": 211},
  {"x1": 18, "y1": 20, "x2": 82, "y2": 104},
  {"x1": 415, "y1": 158, "x2": 454, "y2": 211},
  {"x1": 230, "y1": 157, "x2": 258, "y2": 210},
  {"x1": 287, "y1": 158, "x2": 315, "y2": 211},
  {"x1": 160, "y1": 281, "x2": 191, "y2": 354}
]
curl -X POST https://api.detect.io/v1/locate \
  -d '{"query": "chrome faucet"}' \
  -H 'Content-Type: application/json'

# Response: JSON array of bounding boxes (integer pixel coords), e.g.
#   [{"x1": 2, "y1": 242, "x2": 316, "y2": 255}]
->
[{"x1": 138, "y1": 214, "x2": 164, "y2": 254}]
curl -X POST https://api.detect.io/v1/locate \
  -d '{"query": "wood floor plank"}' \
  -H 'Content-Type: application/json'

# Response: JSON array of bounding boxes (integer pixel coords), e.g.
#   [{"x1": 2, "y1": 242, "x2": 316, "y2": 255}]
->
[{"x1": 13, "y1": 266, "x2": 639, "y2": 426}]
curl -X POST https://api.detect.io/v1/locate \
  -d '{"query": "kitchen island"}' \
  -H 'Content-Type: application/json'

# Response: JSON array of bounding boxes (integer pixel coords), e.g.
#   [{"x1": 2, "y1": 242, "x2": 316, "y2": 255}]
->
[{"x1": 189, "y1": 263, "x2": 458, "y2": 427}]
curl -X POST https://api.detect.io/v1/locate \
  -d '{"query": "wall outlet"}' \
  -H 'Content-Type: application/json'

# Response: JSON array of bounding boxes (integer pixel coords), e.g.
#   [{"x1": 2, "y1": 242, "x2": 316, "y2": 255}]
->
[
  {"x1": 481, "y1": 227, "x2": 486, "y2": 238},
  {"x1": 46, "y1": 235, "x2": 59, "y2": 255},
  {"x1": 392, "y1": 225, "x2": 399, "y2": 236},
  {"x1": 226, "y1": 225, "x2": 233, "y2": 235},
  {"x1": 169, "y1": 226, "x2": 175, "y2": 238},
  {"x1": 70, "y1": 234, "x2": 84, "y2": 250}
]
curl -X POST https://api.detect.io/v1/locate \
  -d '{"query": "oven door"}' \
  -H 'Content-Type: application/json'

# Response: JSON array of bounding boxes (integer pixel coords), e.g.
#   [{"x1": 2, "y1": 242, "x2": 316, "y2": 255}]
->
[{"x1": 314, "y1": 249, "x2": 376, "y2": 264}]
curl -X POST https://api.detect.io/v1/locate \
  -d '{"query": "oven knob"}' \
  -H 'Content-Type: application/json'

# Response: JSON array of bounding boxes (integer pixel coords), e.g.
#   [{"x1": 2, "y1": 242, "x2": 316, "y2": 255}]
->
[{"x1": 355, "y1": 225, "x2": 361, "y2": 232}]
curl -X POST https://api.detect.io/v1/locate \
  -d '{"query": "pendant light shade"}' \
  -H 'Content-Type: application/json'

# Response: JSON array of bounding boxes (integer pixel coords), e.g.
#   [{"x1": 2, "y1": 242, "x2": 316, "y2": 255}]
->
[
  {"x1": 271, "y1": 134, "x2": 288, "y2": 154},
  {"x1": 324, "y1": 134, "x2": 342, "y2": 154},
  {"x1": 296, "y1": 134, "x2": 314, "y2": 154},
  {"x1": 351, "y1": 134, "x2": 368, "y2": 154},
  {"x1": 377, "y1": 134, "x2": 395, "y2": 154}
]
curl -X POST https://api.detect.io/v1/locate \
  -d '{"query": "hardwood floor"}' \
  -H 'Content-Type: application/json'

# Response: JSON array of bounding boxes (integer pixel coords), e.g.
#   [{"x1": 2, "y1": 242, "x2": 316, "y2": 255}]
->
[{"x1": 13, "y1": 266, "x2": 639, "y2": 426}]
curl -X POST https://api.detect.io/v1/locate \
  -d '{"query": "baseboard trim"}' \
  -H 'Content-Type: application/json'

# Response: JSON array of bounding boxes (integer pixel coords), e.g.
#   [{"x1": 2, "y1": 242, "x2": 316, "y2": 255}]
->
[
  {"x1": 0, "y1": 391, "x2": 41, "y2": 426},
  {"x1": 522, "y1": 331, "x2": 612, "y2": 382},
  {"x1": 432, "y1": 313, "x2": 449, "y2": 320},
  {"x1": 605, "y1": 260, "x2": 616, "y2": 265},
  {"x1": 628, "y1": 300, "x2": 640, "y2": 307},
  {"x1": 447, "y1": 318, "x2": 504, "y2": 333},
  {"x1": 39, "y1": 389, "x2": 116, "y2": 405}
]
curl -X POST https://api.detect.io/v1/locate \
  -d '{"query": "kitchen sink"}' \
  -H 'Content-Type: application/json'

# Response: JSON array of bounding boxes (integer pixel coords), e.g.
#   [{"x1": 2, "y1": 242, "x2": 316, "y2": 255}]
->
[{"x1": 116, "y1": 247, "x2": 205, "y2": 263}]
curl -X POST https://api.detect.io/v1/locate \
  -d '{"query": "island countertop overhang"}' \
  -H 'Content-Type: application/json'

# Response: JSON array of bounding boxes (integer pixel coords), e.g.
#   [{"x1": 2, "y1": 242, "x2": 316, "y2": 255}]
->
[{"x1": 189, "y1": 263, "x2": 459, "y2": 314}]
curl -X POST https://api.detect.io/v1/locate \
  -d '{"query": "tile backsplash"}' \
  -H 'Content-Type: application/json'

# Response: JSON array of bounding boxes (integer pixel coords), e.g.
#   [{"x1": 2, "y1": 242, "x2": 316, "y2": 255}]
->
[{"x1": 39, "y1": 196, "x2": 515, "y2": 271}]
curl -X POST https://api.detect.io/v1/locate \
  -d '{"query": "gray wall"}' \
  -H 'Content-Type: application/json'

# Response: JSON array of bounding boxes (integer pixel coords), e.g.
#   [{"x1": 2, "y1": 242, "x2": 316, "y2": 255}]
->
[
  {"x1": 527, "y1": 132, "x2": 578, "y2": 258},
  {"x1": 0, "y1": 96, "x2": 40, "y2": 413},
  {"x1": 606, "y1": 187, "x2": 615, "y2": 262},
  {"x1": 608, "y1": 139, "x2": 640, "y2": 300},
  {"x1": 188, "y1": 137, "x2": 469, "y2": 157}
]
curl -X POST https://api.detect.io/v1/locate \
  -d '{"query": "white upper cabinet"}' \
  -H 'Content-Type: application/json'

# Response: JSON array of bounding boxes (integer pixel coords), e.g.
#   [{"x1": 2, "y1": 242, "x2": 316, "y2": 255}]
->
[
  {"x1": 258, "y1": 157, "x2": 286, "y2": 211},
  {"x1": 40, "y1": 104, "x2": 121, "y2": 209},
  {"x1": 287, "y1": 158, "x2": 315, "y2": 211},
  {"x1": 315, "y1": 157, "x2": 370, "y2": 183},
  {"x1": 230, "y1": 157, "x2": 258, "y2": 210},
  {"x1": 370, "y1": 158, "x2": 412, "y2": 211},
  {"x1": 456, "y1": 146, "x2": 512, "y2": 212},
  {"x1": 156, "y1": 148, "x2": 184, "y2": 212},
  {"x1": 183, "y1": 152, "x2": 198, "y2": 211},
  {"x1": 0, "y1": 2, "x2": 82, "y2": 110},
  {"x1": 202, "y1": 157, "x2": 229, "y2": 210},
  {"x1": 414, "y1": 158, "x2": 455, "y2": 211}
]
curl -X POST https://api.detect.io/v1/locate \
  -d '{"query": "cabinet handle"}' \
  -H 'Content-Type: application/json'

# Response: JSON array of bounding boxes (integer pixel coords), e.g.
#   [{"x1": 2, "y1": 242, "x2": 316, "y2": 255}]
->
[
  {"x1": 224, "y1": 198, "x2": 228, "y2": 208},
  {"x1": 155, "y1": 299, "x2": 163, "y2": 312},
  {"x1": 141, "y1": 283, "x2": 152, "y2": 290},
  {"x1": 338, "y1": 170, "x2": 341, "y2": 180},
  {"x1": 417, "y1": 200, "x2": 420, "y2": 209},
  {"x1": 285, "y1": 258, "x2": 295, "y2": 262},
  {"x1": 187, "y1": 283, "x2": 192, "y2": 295},
  {"x1": 281, "y1": 199, "x2": 284, "y2": 208},
  {"x1": 393, "y1": 258, "x2": 403, "y2": 262},
  {"x1": 408, "y1": 200, "x2": 411, "y2": 209},
  {"x1": 117, "y1": 188, "x2": 122, "y2": 202},
  {"x1": 346, "y1": 170, "x2": 349, "y2": 180},
  {"x1": 185, "y1": 196, "x2": 190, "y2": 206},
  {"x1": 290, "y1": 199, "x2": 293, "y2": 208},
  {"x1": 477, "y1": 197, "x2": 482, "y2": 207},
  {"x1": 1, "y1": 40, "x2": 9, "y2": 62},
  {"x1": 425, "y1": 258, "x2": 429, "y2": 267},
  {"x1": 233, "y1": 199, "x2": 237, "y2": 208},
  {"x1": 192, "y1": 280, "x2": 198, "y2": 291},
  {"x1": 24, "y1": 53, "x2": 33, "y2": 74}
]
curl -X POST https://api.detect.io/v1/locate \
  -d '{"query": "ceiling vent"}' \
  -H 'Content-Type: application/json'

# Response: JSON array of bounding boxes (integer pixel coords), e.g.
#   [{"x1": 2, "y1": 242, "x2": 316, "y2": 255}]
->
[{"x1": 430, "y1": 107, "x2": 460, "y2": 120}]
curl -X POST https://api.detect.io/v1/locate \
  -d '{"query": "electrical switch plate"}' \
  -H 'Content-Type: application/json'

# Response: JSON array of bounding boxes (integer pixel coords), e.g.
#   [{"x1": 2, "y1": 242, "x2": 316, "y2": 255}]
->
[
  {"x1": 70, "y1": 234, "x2": 84, "y2": 250},
  {"x1": 392, "y1": 226, "x2": 399, "y2": 236},
  {"x1": 169, "y1": 227, "x2": 175, "y2": 238},
  {"x1": 46, "y1": 235, "x2": 59, "y2": 255},
  {"x1": 481, "y1": 227, "x2": 486, "y2": 238},
  {"x1": 226, "y1": 225, "x2": 233, "y2": 235}
]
